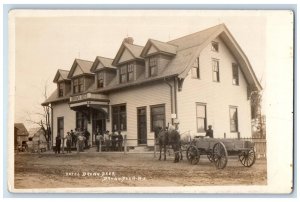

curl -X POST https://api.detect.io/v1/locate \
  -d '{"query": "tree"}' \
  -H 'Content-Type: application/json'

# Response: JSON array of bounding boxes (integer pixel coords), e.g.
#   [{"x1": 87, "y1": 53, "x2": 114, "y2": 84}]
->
[
  {"x1": 26, "y1": 82, "x2": 52, "y2": 150},
  {"x1": 249, "y1": 85, "x2": 265, "y2": 138}
]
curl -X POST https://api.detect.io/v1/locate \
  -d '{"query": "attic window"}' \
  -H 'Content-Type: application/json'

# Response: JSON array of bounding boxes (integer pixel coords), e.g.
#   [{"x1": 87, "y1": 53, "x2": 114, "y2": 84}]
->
[
  {"x1": 211, "y1": 41, "x2": 219, "y2": 52},
  {"x1": 73, "y1": 77, "x2": 84, "y2": 93},
  {"x1": 97, "y1": 72, "x2": 104, "y2": 88},
  {"x1": 58, "y1": 83, "x2": 64, "y2": 97},
  {"x1": 149, "y1": 57, "x2": 158, "y2": 77},
  {"x1": 120, "y1": 62, "x2": 134, "y2": 83},
  {"x1": 232, "y1": 63, "x2": 239, "y2": 85}
]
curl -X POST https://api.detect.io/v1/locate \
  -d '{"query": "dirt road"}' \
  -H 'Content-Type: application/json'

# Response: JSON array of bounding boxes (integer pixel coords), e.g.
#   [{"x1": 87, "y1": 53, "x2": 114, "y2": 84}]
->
[{"x1": 14, "y1": 152, "x2": 267, "y2": 189}]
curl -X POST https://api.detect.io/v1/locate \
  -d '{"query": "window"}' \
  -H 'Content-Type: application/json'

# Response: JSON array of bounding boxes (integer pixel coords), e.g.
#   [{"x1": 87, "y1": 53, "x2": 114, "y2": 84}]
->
[
  {"x1": 120, "y1": 66, "x2": 127, "y2": 83},
  {"x1": 232, "y1": 63, "x2": 239, "y2": 85},
  {"x1": 97, "y1": 72, "x2": 104, "y2": 88},
  {"x1": 196, "y1": 103, "x2": 206, "y2": 133},
  {"x1": 149, "y1": 57, "x2": 158, "y2": 77},
  {"x1": 112, "y1": 105, "x2": 127, "y2": 131},
  {"x1": 78, "y1": 77, "x2": 84, "y2": 92},
  {"x1": 120, "y1": 63, "x2": 134, "y2": 83},
  {"x1": 229, "y1": 107, "x2": 238, "y2": 132},
  {"x1": 211, "y1": 41, "x2": 219, "y2": 52},
  {"x1": 58, "y1": 83, "x2": 64, "y2": 97},
  {"x1": 73, "y1": 77, "x2": 84, "y2": 93},
  {"x1": 212, "y1": 59, "x2": 220, "y2": 82},
  {"x1": 191, "y1": 57, "x2": 200, "y2": 79},
  {"x1": 76, "y1": 112, "x2": 87, "y2": 130},
  {"x1": 127, "y1": 63, "x2": 134, "y2": 81},
  {"x1": 150, "y1": 105, "x2": 165, "y2": 131}
]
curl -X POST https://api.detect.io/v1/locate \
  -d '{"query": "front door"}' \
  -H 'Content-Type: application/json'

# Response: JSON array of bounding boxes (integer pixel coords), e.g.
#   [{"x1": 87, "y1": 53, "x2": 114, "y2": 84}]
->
[
  {"x1": 57, "y1": 117, "x2": 64, "y2": 138},
  {"x1": 137, "y1": 107, "x2": 147, "y2": 145},
  {"x1": 92, "y1": 110, "x2": 106, "y2": 145}
]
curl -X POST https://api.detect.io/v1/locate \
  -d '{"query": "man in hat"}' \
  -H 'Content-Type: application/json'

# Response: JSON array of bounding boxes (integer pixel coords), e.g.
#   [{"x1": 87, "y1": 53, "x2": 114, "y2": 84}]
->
[{"x1": 206, "y1": 125, "x2": 214, "y2": 138}]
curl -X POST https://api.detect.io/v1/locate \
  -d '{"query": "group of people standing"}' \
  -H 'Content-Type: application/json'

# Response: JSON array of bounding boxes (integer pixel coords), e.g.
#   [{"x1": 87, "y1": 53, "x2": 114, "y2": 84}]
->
[
  {"x1": 55, "y1": 128, "x2": 90, "y2": 154},
  {"x1": 55, "y1": 128, "x2": 124, "y2": 154},
  {"x1": 95, "y1": 130, "x2": 124, "y2": 152}
]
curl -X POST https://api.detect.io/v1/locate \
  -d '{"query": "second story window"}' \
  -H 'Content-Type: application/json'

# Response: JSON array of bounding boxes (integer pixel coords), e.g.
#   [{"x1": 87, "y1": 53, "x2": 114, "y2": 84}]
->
[
  {"x1": 97, "y1": 72, "x2": 104, "y2": 88},
  {"x1": 73, "y1": 77, "x2": 84, "y2": 94},
  {"x1": 58, "y1": 83, "x2": 64, "y2": 97},
  {"x1": 191, "y1": 57, "x2": 200, "y2": 79},
  {"x1": 232, "y1": 63, "x2": 239, "y2": 85},
  {"x1": 120, "y1": 63, "x2": 134, "y2": 83},
  {"x1": 149, "y1": 57, "x2": 158, "y2": 77},
  {"x1": 212, "y1": 59, "x2": 220, "y2": 82}
]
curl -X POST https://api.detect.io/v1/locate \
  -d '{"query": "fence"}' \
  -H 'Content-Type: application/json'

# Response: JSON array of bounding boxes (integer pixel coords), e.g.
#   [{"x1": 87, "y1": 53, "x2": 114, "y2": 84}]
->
[{"x1": 85, "y1": 134, "x2": 267, "y2": 159}]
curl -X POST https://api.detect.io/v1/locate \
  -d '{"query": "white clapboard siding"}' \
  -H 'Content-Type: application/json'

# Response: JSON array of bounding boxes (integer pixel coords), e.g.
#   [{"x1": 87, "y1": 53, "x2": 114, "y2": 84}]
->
[
  {"x1": 177, "y1": 36, "x2": 252, "y2": 138},
  {"x1": 52, "y1": 102, "x2": 76, "y2": 146},
  {"x1": 107, "y1": 80, "x2": 172, "y2": 146}
]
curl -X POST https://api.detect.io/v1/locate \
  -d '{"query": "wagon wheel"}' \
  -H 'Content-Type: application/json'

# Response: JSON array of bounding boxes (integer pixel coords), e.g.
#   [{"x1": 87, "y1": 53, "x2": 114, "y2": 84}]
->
[
  {"x1": 207, "y1": 151, "x2": 214, "y2": 162},
  {"x1": 212, "y1": 142, "x2": 228, "y2": 169},
  {"x1": 239, "y1": 147, "x2": 256, "y2": 167},
  {"x1": 186, "y1": 145, "x2": 200, "y2": 165}
]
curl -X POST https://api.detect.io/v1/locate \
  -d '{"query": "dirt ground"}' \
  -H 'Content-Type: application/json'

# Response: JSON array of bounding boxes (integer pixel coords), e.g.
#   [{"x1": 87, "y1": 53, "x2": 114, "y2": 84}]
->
[{"x1": 14, "y1": 150, "x2": 267, "y2": 189}]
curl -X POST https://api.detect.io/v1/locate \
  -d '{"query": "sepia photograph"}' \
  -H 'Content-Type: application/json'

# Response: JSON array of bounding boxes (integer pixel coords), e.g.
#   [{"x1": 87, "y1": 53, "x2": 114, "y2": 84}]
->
[{"x1": 7, "y1": 9, "x2": 294, "y2": 193}]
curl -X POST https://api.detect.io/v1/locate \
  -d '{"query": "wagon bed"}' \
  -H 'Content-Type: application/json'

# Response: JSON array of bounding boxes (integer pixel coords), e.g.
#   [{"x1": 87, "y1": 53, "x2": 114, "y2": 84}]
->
[{"x1": 186, "y1": 136, "x2": 256, "y2": 169}]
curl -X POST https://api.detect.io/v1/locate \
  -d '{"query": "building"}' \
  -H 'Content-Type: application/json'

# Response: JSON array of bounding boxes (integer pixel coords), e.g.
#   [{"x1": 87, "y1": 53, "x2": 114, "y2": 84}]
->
[
  {"x1": 14, "y1": 123, "x2": 29, "y2": 146},
  {"x1": 28, "y1": 127, "x2": 48, "y2": 152},
  {"x1": 42, "y1": 24, "x2": 262, "y2": 148}
]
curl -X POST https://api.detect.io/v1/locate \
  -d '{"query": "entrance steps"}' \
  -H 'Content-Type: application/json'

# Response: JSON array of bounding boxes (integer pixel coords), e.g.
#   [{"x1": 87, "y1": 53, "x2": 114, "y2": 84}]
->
[{"x1": 128, "y1": 146, "x2": 154, "y2": 153}]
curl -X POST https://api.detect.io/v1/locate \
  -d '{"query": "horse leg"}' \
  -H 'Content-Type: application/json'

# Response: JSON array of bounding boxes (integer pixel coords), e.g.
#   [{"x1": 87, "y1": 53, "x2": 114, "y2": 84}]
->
[
  {"x1": 180, "y1": 149, "x2": 183, "y2": 160},
  {"x1": 163, "y1": 145, "x2": 167, "y2": 161},
  {"x1": 159, "y1": 144, "x2": 161, "y2": 160}
]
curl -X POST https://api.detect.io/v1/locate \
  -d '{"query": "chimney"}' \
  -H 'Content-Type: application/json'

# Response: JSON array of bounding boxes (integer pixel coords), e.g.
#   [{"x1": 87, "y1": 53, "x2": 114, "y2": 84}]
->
[{"x1": 123, "y1": 37, "x2": 134, "y2": 44}]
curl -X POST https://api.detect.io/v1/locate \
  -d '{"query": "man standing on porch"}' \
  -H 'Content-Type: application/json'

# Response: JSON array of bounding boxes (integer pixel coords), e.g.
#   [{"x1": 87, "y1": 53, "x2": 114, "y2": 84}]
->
[{"x1": 104, "y1": 130, "x2": 110, "y2": 152}]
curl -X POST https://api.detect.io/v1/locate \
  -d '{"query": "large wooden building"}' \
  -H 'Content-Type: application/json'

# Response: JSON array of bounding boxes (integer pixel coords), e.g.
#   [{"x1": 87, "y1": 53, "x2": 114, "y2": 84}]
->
[{"x1": 42, "y1": 24, "x2": 262, "y2": 148}]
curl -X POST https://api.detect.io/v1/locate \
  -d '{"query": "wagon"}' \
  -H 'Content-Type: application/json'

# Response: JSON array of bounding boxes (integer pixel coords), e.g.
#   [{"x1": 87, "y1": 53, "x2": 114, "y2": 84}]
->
[{"x1": 186, "y1": 136, "x2": 256, "y2": 169}]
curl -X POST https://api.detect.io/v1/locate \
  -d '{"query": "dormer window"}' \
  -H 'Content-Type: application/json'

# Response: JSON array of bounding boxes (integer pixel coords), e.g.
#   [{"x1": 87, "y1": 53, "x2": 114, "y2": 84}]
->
[
  {"x1": 58, "y1": 83, "x2": 64, "y2": 97},
  {"x1": 211, "y1": 41, "x2": 219, "y2": 52},
  {"x1": 73, "y1": 77, "x2": 84, "y2": 93},
  {"x1": 149, "y1": 57, "x2": 157, "y2": 77},
  {"x1": 97, "y1": 72, "x2": 104, "y2": 88},
  {"x1": 120, "y1": 62, "x2": 134, "y2": 83}
]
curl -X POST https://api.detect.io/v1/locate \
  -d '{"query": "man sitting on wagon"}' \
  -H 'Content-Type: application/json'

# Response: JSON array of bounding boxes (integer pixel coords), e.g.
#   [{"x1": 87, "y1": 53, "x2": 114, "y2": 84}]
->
[{"x1": 206, "y1": 125, "x2": 214, "y2": 138}]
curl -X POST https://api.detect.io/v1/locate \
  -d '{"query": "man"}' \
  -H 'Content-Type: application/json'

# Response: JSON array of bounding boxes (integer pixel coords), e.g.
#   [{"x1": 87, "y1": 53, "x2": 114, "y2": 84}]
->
[
  {"x1": 55, "y1": 135, "x2": 61, "y2": 154},
  {"x1": 104, "y1": 130, "x2": 110, "y2": 152},
  {"x1": 84, "y1": 128, "x2": 90, "y2": 149},
  {"x1": 111, "y1": 130, "x2": 117, "y2": 151},
  {"x1": 206, "y1": 125, "x2": 214, "y2": 138},
  {"x1": 77, "y1": 130, "x2": 86, "y2": 152},
  {"x1": 70, "y1": 129, "x2": 76, "y2": 148},
  {"x1": 66, "y1": 132, "x2": 72, "y2": 153},
  {"x1": 117, "y1": 131, "x2": 124, "y2": 151},
  {"x1": 95, "y1": 131, "x2": 102, "y2": 152}
]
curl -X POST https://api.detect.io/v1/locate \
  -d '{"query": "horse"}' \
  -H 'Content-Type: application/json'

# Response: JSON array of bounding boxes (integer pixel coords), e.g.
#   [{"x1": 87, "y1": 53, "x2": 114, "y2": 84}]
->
[{"x1": 155, "y1": 125, "x2": 183, "y2": 163}]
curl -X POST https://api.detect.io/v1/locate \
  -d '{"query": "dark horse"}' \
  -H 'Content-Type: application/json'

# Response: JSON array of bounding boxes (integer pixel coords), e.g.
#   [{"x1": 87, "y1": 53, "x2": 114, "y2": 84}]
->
[{"x1": 155, "y1": 126, "x2": 182, "y2": 163}]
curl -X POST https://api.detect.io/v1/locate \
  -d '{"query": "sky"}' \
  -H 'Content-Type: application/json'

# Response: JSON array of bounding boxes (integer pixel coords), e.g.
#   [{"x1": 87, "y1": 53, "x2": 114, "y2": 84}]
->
[{"x1": 13, "y1": 10, "x2": 275, "y2": 128}]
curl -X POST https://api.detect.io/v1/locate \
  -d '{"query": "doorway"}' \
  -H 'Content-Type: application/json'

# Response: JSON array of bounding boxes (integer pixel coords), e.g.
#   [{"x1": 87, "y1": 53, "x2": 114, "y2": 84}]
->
[
  {"x1": 137, "y1": 107, "x2": 147, "y2": 145},
  {"x1": 92, "y1": 110, "x2": 106, "y2": 145}
]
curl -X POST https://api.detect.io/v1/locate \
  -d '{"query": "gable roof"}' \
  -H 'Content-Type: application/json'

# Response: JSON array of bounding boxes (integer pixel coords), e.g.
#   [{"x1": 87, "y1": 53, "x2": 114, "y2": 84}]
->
[
  {"x1": 28, "y1": 127, "x2": 44, "y2": 138},
  {"x1": 14, "y1": 123, "x2": 29, "y2": 136},
  {"x1": 41, "y1": 88, "x2": 70, "y2": 106},
  {"x1": 140, "y1": 39, "x2": 178, "y2": 57},
  {"x1": 67, "y1": 59, "x2": 94, "y2": 79},
  {"x1": 112, "y1": 42, "x2": 144, "y2": 66},
  {"x1": 168, "y1": 23, "x2": 262, "y2": 90},
  {"x1": 44, "y1": 23, "x2": 262, "y2": 105},
  {"x1": 53, "y1": 69, "x2": 70, "y2": 83},
  {"x1": 90, "y1": 56, "x2": 116, "y2": 72}
]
